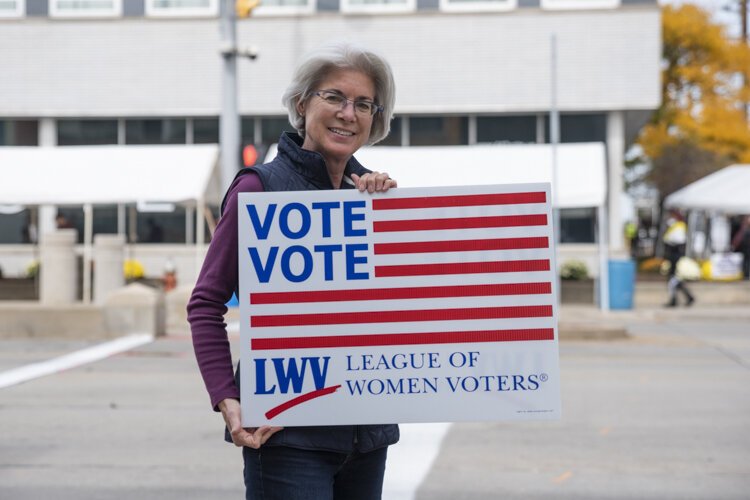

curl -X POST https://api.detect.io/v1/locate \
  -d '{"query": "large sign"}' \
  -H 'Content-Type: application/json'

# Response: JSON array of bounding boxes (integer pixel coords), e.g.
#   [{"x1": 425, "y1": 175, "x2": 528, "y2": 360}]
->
[{"x1": 238, "y1": 184, "x2": 560, "y2": 426}]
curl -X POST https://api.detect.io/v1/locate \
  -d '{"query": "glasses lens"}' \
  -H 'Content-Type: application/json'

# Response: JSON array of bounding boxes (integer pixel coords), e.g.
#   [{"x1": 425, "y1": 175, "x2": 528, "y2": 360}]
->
[
  {"x1": 320, "y1": 92, "x2": 344, "y2": 105},
  {"x1": 318, "y1": 91, "x2": 378, "y2": 115},
  {"x1": 354, "y1": 101, "x2": 373, "y2": 114}
]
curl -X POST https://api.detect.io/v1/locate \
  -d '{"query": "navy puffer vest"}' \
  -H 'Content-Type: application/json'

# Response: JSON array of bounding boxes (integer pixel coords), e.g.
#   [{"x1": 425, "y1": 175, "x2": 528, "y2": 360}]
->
[{"x1": 224, "y1": 132, "x2": 400, "y2": 453}]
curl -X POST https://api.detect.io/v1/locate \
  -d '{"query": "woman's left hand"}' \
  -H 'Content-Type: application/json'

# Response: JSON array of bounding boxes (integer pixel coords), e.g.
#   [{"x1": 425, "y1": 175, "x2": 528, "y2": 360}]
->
[{"x1": 351, "y1": 172, "x2": 397, "y2": 193}]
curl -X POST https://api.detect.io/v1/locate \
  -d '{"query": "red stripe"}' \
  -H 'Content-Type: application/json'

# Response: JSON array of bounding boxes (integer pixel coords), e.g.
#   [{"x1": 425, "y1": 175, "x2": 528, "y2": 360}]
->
[
  {"x1": 251, "y1": 282, "x2": 551, "y2": 304},
  {"x1": 375, "y1": 259, "x2": 550, "y2": 278},
  {"x1": 264, "y1": 385, "x2": 341, "y2": 420},
  {"x1": 374, "y1": 236, "x2": 548, "y2": 255},
  {"x1": 373, "y1": 214, "x2": 547, "y2": 233},
  {"x1": 372, "y1": 192, "x2": 547, "y2": 210},
  {"x1": 252, "y1": 328, "x2": 555, "y2": 350},
  {"x1": 251, "y1": 304, "x2": 552, "y2": 327}
]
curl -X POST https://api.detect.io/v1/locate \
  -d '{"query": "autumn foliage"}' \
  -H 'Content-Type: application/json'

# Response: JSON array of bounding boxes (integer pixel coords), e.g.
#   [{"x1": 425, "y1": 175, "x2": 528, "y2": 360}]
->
[{"x1": 636, "y1": 4, "x2": 750, "y2": 198}]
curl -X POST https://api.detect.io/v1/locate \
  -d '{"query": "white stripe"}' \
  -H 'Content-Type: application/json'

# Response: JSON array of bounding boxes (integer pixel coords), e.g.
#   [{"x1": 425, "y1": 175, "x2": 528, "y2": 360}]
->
[
  {"x1": 0, "y1": 333, "x2": 154, "y2": 389},
  {"x1": 370, "y1": 225, "x2": 550, "y2": 243},
  {"x1": 372, "y1": 203, "x2": 546, "y2": 221},
  {"x1": 382, "y1": 422, "x2": 451, "y2": 500},
  {"x1": 250, "y1": 316, "x2": 556, "y2": 339}
]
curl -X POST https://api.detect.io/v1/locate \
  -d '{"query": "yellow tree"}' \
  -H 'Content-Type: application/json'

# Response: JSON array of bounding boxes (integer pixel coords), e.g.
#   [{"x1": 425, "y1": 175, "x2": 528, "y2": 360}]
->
[{"x1": 637, "y1": 4, "x2": 750, "y2": 198}]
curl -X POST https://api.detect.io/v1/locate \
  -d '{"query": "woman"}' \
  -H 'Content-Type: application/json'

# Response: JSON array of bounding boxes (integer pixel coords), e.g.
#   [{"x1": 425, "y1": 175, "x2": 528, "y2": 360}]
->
[{"x1": 187, "y1": 43, "x2": 399, "y2": 499}]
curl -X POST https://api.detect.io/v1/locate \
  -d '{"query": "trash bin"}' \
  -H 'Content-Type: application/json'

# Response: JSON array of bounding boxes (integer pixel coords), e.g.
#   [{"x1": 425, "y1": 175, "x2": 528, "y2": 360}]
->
[
  {"x1": 608, "y1": 259, "x2": 635, "y2": 310},
  {"x1": 226, "y1": 292, "x2": 239, "y2": 308}
]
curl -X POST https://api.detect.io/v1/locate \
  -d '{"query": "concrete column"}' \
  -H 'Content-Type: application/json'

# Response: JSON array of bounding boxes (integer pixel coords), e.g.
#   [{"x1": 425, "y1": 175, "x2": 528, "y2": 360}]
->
[
  {"x1": 94, "y1": 234, "x2": 125, "y2": 304},
  {"x1": 40, "y1": 229, "x2": 77, "y2": 304},
  {"x1": 607, "y1": 110, "x2": 626, "y2": 254},
  {"x1": 38, "y1": 118, "x2": 57, "y2": 241}
]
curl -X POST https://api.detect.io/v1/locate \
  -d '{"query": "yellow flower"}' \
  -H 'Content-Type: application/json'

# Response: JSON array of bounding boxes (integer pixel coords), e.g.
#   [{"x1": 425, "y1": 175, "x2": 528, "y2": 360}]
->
[{"x1": 124, "y1": 259, "x2": 145, "y2": 280}]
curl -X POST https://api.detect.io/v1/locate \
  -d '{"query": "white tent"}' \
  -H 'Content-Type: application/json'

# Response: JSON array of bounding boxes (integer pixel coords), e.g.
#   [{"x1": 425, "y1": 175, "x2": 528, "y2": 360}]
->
[
  {"x1": 0, "y1": 145, "x2": 221, "y2": 302},
  {"x1": 0, "y1": 145, "x2": 221, "y2": 206},
  {"x1": 664, "y1": 164, "x2": 750, "y2": 214}
]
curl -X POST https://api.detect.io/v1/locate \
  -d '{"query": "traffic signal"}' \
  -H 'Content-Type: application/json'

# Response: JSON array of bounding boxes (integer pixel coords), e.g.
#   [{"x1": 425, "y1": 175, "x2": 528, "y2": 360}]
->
[
  {"x1": 242, "y1": 144, "x2": 258, "y2": 167},
  {"x1": 236, "y1": 0, "x2": 260, "y2": 18},
  {"x1": 241, "y1": 144, "x2": 268, "y2": 167}
]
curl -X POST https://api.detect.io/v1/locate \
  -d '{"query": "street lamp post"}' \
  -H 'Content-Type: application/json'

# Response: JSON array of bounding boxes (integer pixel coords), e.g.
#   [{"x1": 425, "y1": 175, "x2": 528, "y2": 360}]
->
[{"x1": 219, "y1": 0, "x2": 240, "y2": 193}]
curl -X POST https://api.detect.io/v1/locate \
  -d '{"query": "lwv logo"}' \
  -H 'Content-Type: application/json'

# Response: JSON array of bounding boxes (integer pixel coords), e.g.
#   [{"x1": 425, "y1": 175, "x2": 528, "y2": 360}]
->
[{"x1": 254, "y1": 357, "x2": 331, "y2": 395}]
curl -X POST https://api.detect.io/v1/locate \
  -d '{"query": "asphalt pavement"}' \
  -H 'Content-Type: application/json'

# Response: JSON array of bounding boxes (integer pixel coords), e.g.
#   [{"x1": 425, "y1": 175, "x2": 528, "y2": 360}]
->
[{"x1": 1, "y1": 304, "x2": 749, "y2": 499}]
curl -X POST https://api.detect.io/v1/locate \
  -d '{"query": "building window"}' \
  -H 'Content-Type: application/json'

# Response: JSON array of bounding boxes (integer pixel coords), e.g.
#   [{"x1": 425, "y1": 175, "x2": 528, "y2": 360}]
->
[
  {"x1": 341, "y1": 0, "x2": 415, "y2": 14},
  {"x1": 560, "y1": 208, "x2": 596, "y2": 243},
  {"x1": 57, "y1": 119, "x2": 118, "y2": 146},
  {"x1": 253, "y1": 0, "x2": 315, "y2": 16},
  {"x1": 261, "y1": 117, "x2": 294, "y2": 146},
  {"x1": 137, "y1": 209, "x2": 188, "y2": 244},
  {"x1": 0, "y1": 120, "x2": 38, "y2": 146},
  {"x1": 541, "y1": 0, "x2": 619, "y2": 10},
  {"x1": 439, "y1": 0, "x2": 516, "y2": 13},
  {"x1": 145, "y1": 0, "x2": 219, "y2": 17},
  {"x1": 0, "y1": 208, "x2": 33, "y2": 245},
  {"x1": 546, "y1": 113, "x2": 607, "y2": 144},
  {"x1": 409, "y1": 116, "x2": 468, "y2": 146},
  {"x1": 241, "y1": 117, "x2": 257, "y2": 144},
  {"x1": 50, "y1": 0, "x2": 123, "y2": 17},
  {"x1": 0, "y1": 0, "x2": 24, "y2": 18},
  {"x1": 193, "y1": 118, "x2": 219, "y2": 144},
  {"x1": 477, "y1": 115, "x2": 537, "y2": 144},
  {"x1": 376, "y1": 117, "x2": 402, "y2": 146},
  {"x1": 126, "y1": 119, "x2": 186, "y2": 145}
]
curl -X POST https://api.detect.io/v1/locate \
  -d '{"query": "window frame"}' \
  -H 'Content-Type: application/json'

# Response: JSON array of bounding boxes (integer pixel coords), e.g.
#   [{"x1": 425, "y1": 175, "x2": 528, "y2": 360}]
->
[
  {"x1": 49, "y1": 0, "x2": 123, "y2": 18},
  {"x1": 0, "y1": 0, "x2": 24, "y2": 18},
  {"x1": 439, "y1": 0, "x2": 516, "y2": 13},
  {"x1": 340, "y1": 0, "x2": 416, "y2": 15},
  {"x1": 541, "y1": 0, "x2": 619, "y2": 10},
  {"x1": 252, "y1": 0, "x2": 316, "y2": 17},
  {"x1": 145, "y1": 0, "x2": 219, "y2": 18}
]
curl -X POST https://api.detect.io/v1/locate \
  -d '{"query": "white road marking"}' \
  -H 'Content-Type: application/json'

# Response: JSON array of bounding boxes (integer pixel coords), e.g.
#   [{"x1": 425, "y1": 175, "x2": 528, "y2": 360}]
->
[
  {"x1": 383, "y1": 422, "x2": 452, "y2": 500},
  {"x1": 0, "y1": 333, "x2": 154, "y2": 389}
]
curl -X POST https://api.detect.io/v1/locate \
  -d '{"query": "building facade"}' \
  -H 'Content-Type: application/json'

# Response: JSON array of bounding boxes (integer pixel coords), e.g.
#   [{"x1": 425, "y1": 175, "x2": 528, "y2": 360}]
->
[{"x1": 0, "y1": 0, "x2": 660, "y2": 279}]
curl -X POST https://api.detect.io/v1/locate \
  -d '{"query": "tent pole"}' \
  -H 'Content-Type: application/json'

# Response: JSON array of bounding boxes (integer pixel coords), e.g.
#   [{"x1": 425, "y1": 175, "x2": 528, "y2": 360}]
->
[
  {"x1": 83, "y1": 203, "x2": 93, "y2": 304},
  {"x1": 117, "y1": 203, "x2": 126, "y2": 236}
]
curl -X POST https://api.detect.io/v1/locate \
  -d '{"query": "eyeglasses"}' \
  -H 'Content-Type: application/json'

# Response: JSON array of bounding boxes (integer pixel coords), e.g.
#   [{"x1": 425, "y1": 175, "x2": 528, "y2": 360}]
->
[{"x1": 314, "y1": 90, "x2": 383, "y2": 116}]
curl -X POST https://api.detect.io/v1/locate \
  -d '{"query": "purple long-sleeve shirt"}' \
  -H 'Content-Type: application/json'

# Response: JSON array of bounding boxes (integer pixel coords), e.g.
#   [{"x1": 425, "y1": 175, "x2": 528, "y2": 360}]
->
[{"x1": 187, "y1": 171, "x2": 263, "y2": 410}]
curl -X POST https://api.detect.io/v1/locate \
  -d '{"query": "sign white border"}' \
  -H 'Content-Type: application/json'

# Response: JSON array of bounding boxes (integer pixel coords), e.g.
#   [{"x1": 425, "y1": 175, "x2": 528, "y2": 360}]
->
[{"x1": 239, "y1": 183, "x2": 560, "y2": 426}]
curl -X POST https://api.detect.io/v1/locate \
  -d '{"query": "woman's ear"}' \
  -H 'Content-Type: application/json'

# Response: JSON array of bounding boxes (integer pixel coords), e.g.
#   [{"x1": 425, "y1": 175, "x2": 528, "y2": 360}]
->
[{"x1": 297, "y1": 99, "x2": 305, "y2": 117}]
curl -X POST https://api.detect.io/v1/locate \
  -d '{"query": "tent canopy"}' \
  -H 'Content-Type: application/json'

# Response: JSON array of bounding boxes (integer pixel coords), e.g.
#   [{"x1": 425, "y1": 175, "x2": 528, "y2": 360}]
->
[
  {"x1": 267, "y1": 142, "x2": 607, "y2": 209},
  {"x1": 664, "y1": 165, "x2": 750, "y2": 214},
  {"x1": 0, "y1": 145, "x2": 221, "y2": 207}
]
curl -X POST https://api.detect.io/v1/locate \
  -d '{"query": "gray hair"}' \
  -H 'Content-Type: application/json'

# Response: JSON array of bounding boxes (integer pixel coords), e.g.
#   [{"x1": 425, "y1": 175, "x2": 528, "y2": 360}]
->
[{"x1": 282, "y1": 42, "x2": 396, "y2": 145}]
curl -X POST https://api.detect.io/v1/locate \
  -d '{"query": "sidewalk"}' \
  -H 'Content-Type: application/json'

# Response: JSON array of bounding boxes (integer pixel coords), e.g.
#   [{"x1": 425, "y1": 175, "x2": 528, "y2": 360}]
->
[{"x1": 559, "y1": 303, "x2": 750, "y2": 340}]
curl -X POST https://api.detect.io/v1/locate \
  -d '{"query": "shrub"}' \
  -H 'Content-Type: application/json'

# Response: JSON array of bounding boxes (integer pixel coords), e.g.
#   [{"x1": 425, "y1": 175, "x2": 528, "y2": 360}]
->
[{"x1": 560, "y1": 260, "x2": 589, "y2": 280}]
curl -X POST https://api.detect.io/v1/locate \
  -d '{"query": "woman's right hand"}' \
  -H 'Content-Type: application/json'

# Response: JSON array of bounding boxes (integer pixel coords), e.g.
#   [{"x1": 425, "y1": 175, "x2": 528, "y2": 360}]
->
[{"x1": 218, "y1": 398, "x2": 283, "y2": 448}]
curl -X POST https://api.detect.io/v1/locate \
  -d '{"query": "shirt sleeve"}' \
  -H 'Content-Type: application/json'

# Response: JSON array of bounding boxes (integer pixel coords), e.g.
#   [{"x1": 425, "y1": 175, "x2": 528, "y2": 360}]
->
[{"x1": 187, "y1": 171, "x2": 264, "y2": 411}]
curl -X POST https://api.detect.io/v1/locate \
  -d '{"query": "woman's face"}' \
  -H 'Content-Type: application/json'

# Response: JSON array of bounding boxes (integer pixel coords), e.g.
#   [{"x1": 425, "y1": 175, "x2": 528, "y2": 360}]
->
[{"x1": 299, "y1": 68, "x2": 376, "y2": 169}]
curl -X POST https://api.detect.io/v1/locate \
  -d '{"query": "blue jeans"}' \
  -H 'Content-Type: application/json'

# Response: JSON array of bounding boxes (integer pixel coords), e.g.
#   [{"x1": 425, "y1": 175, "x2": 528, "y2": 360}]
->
[{"x1": 242, "y1": 445, "x2": 388, "y2": 500}]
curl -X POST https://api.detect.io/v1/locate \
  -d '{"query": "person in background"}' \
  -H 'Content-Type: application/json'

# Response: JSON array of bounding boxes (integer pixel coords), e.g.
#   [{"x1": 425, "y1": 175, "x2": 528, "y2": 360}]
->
[
  {"x1": 731, "y1": 215, "x2": 750, "y2": 280},
  {"x1": 146, "y1": 217, "x2": 164, "y2": 243},
  {"x1": 187, "y1": 42, "x2": 399, "y2": 499},
  {"x1": 663, "y1": 209, "x2": 695, "y2": 307},
  {"x1": 55, "y1": 214, "x2": 73, "y2": 229}
]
